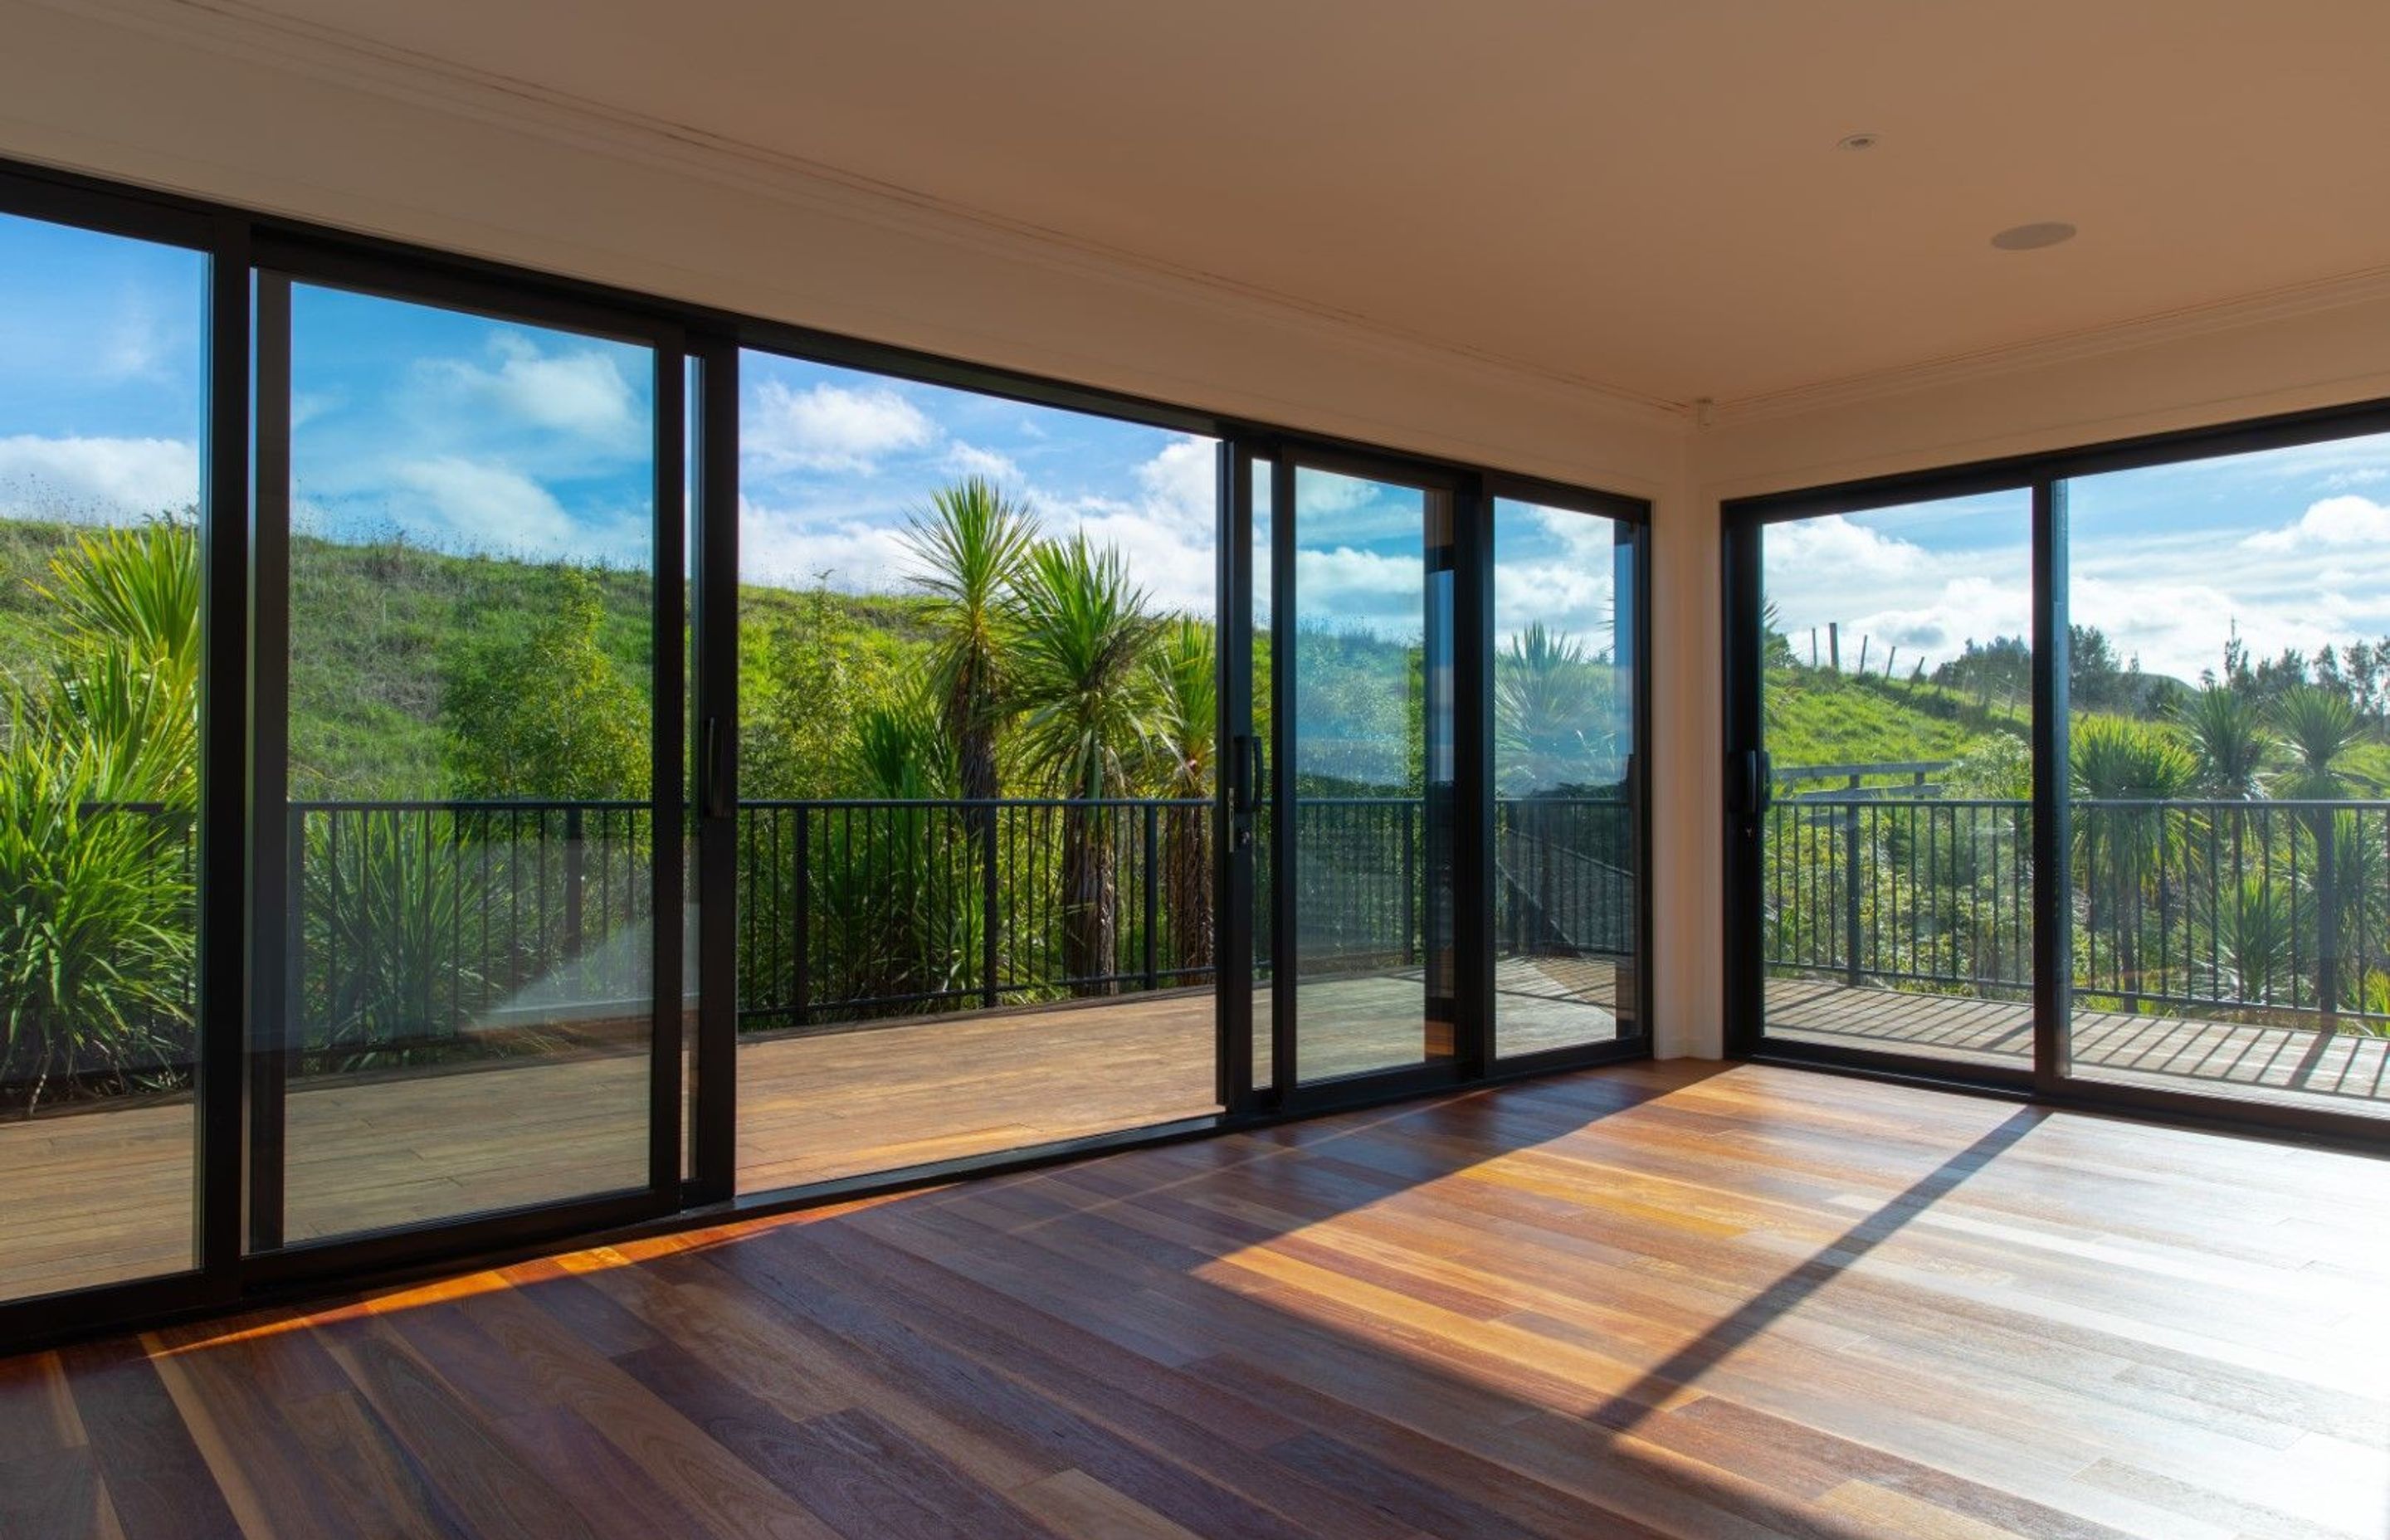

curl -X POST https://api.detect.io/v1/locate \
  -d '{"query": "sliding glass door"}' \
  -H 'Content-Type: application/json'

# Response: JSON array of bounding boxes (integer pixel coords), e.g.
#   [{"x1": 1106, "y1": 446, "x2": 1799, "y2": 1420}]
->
[
  {"x1": 1236, "y1": 449, "x2": 1465, "y2": 1097},
  {"x1": 0, "y1": 207, "x2": 209, "y2": 1304},
  {"x1": 0, "y1": 158, "x2": 1653, "y2": 1351},
  {"x1": 249, "y1": 266, "x2": 685, "y2": 1255},
  {"x1": 1730, "y1": 490, "x2": 2036, "y2": 1079},
  {"x1": 1730, "y1": 416, "x2": 2390, "y2": 1141},
  {"x1": 2059, "y1": 443, "x2": 2390, "y2": 1121}
]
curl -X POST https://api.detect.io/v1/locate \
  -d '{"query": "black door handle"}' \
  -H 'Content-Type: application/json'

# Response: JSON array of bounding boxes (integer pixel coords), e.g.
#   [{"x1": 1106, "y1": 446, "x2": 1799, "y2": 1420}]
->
[
  {"x1": 1233, "y1": 733, "x2": 1266, "y2": 816},
  {"x1": 703, "y1": 716, "x2": 732, "y2": 820}
]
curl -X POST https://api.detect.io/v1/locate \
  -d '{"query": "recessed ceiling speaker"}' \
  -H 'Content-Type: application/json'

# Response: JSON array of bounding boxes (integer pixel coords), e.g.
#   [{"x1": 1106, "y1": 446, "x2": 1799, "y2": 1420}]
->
[{"x1": 1991, "y1": 221, "x2": 2078, "y2": 251}]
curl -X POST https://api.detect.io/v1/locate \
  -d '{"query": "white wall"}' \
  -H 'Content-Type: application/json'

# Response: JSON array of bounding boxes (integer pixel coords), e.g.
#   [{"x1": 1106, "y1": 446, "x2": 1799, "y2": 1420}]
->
[{"x1": 12, "y1": 0, "x2": 2390, "y2": 1062}]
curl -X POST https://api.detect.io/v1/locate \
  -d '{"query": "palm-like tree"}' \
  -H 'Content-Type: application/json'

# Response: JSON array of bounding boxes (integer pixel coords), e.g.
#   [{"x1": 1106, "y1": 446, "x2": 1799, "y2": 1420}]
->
[
  {"x1": 1003, "y1": 536, "x2": 1161, "y2": 992},
  {"x1": 2178, "y1": 686, "x2": 2269, "y2": 800},
  {"x1": 1494, "y1": 621, "x2": 1617, "y2": 795},
  {"x1": 2070, "y1": 716, "x2": 2198, "y2": 999},
  {"x1": 900, "y1": 478, "x2": 1038, "y2": 811},
  {"x1": 1144, "y1": 618, "x2": 1215, "y2": 974},
  {"x1": 2271, "y1": 684, "x2": 2376, "y2": 1026}
]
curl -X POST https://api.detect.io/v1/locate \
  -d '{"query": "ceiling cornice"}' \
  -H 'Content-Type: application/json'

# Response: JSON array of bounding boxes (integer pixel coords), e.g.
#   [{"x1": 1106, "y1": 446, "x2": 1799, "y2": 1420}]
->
[
  {"x1": 30, "y1": 0, "x2": 1689, "y2": 430},
  {"x1": 1708, "y1": 261, "x2": 2390, "y2": 427}
]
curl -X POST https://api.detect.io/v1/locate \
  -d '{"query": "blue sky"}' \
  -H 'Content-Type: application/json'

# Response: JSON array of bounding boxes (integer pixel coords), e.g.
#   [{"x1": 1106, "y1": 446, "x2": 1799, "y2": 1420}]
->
[
  {"x1": 1767, "y1": 435, "x2": 2390, "y2": 683},
  {"x1": 21, "y1": 204, "x2": 2371, "y2": 688},
  {"x1": 0, "y1": 208, "x2": 1624, "y2": 667}
]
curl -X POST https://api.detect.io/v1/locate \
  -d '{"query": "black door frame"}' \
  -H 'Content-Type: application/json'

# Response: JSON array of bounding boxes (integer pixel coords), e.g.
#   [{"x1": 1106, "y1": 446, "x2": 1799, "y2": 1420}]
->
[
  {"x1": 239, "y1": 236, "x2": 693, "y2": 1286},
  {"x1": 1724, "y1": 402, "x2": 2390, "y2": 1147},
  {"x1": 1219, "y1": 439, "x2": 1655, "y2": 1114},
  {"x1": 0, "y1": 151, "x2": 1656, "y2": 1354}
]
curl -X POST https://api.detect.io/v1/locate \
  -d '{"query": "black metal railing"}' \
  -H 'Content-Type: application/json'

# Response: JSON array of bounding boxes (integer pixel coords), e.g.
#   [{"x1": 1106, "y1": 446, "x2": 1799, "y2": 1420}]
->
[
  {"x1": 1764, "y1": 792, "x2": 2390, "y2": 1034},
  {"x1": 21, "y1": 791, "x2": 1638, "y2": 1097}
]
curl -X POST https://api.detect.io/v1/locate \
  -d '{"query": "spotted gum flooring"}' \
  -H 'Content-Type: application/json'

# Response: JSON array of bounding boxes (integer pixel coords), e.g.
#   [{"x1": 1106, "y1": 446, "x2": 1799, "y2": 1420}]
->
[{"x1": 5, "y1": 1059, "x2": 2385, "y2": 1538}]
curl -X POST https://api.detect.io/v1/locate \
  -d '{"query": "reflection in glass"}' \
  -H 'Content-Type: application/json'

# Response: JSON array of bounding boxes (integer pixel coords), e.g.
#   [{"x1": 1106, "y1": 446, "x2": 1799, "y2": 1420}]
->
[
  {"x1": 1290, "y1": 467, "x2": 1454, "y2": 1083},
  {"x1": 1493, "y1": 500, "x2": 1637, "y2": 1055},
  {"x1": 1758, "y1": 493, "x2": 2036, "y2": 1070},
  {"x1": 0, "y1": 212, "x2": 205, "y2": 1299},
  {"x1": 280, "y1": 284, "x2": 658, "y2": 1239},
  {"x1": 1251, "y1": 456, "x2": 1274, "y2": 1091},
  {"x1": 2063, "y1": 439, "x2": 2390, "y2": 1118}
]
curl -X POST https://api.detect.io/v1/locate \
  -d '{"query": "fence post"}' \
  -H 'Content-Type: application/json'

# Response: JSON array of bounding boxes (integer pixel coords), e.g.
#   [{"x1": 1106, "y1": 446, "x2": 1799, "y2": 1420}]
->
[
  {"x1": 1842, "y1": 802, "x2": 1863, "y2": 987},
  {"x1": 1143, "y1": 802, "x2": 1159, "y2": 992},
  {"x1": 563, "y1": 804, "x2": 585, "y2": 971},
  {"x1": 793, "y1": 806, "x2": 811, "y2": 1027},
  {"x1": 982, "y1": 804, "x2": 1001, "y2": 1010},
  {"x1": 2315, "y1": 807, "x2": 2340, "y2": 1033},
  {"x1": 1402, "y1": 800, "x2": 1417, "y2": 967}
]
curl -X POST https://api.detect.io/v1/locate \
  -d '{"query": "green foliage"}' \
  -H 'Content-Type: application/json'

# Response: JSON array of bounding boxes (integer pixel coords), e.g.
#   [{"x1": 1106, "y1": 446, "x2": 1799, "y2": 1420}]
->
[
  {"x1": 2178, "y1": 686, "x2": 2269, "y2": 799},
  {"x1": 1003, "y1": 534, "x2": 1161, "y2": 803},
  {"x1": 2211, "y1": 874, "x2": 2298, "y2": 1003},
  {"x1": 1145, "y1": 619, "x2": 1216, "y2": 972},
  {"x1": 0, "y1": 522, "x2": 202, "y2": 1107},
  {"x1": 1943, "y1": 731, "x2": 2031, "y2": 800},
  {"x1": 439, "y1": 568, "x2": 649, "y2": 800},
  {"x1": 1002, "y1": 534, "x2": 1161, "y2": 990},
  {"x1": 2069, "y1": 715, "x2": 2197, "y2": 801},
  {"x1": 2270, "y1": 683, "x2": 2373, "y2": 801},
  {"x1": 1495, "y1": 621, "x2": 1620, "y2": 794},
  {"x1": 741, "y1": 582, "x2": 905, "y2": 800},
  {"x1": 0, "y1": 719, "x2": 193, "y2": 1106},
  {"x1": 1764, "y1": 669, "x2": 1996, "y2": 782},
  {"x1": 901, "y1": 476, "x2": 1038, "y2": 804},
  {"x1": 296, "y1": 810, "x2": 492, "y2": 1068}
]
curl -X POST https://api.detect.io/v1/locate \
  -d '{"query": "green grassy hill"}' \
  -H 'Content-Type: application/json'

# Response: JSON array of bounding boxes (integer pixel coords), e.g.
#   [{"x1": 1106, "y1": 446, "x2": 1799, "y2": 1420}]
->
[
  {"x1": 1768, "y1": 666, "x2": 2024, "y2": 784},
  {"x1": 0, "y1": 519, "x2": 941, "y2": 799}
]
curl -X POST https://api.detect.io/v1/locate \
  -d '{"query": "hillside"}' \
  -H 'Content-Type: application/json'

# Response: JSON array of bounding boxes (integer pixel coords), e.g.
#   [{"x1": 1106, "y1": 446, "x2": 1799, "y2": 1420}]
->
[
  {"x1": 0, "y1": 519, "x2": 942, "y2": 799},
  {"x1": 1768, "y1": 667, "x2": 2024, "y2": 784}
]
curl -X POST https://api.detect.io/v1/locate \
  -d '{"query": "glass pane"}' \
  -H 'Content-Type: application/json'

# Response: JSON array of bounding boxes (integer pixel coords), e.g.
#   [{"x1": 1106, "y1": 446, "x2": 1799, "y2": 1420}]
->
[
  {"x1": 734, "y1": 352, "x2": 1222, "y2": 1192},
  {"x1": 0, "y1": 212, "x2": 204, "y2": 1299},
  {"x1": 1758, "y1": 493, "x2": 2036, "y2": 1070},
  {"x1": 1494, "y1": 499, "x2": 1637, "y2": 1056},
  {"x1": 280, "y1": 284, "x2": 658, "y2": 1239},
  {"x1": 1251, "y1": 455, "x2": 1274, "y2": 1093},
  {"x1": 1290, "y1": 466, "x2": 1455, "y2": 1083},
  {"x1": 2063, "y1": 439, "x2": 2390, "y2": 1118}
]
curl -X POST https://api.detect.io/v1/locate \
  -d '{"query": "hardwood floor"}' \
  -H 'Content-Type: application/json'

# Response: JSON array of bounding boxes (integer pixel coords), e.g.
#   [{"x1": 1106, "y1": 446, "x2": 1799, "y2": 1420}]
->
[{"x1": 7, "y1": 1059, "x2": 2386, "y2": 1538}]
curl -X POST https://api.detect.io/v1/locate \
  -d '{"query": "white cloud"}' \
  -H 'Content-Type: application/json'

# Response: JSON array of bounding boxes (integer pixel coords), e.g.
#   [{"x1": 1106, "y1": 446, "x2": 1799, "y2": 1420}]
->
[
  {"x1": 746, "y1": 381, "x2": 934, "y2": 473},
  {"x1": 1292, "y1": 546, "x2": 1422, "y2": 642},
  {"x1": 392, "y1": 457, "x2": 578, "y2": 555},
  {"x1": 0, "y1": 434, "x2": 200, "y2": 520},
  {"x1": 426, "y1": 333, "x2": 637, "y2": 440},
  {"x1": 944, "y1": 441, "x2": 1022, "y2": 482},
  {"x1": 736, "y1": 493, "x2": 915, "y2": 592},
  {"x1": 2243, "y1": 494, "x2": 2390, "y2": 552},
  {"x1": 1766, "y1": 514, "x2": 1934, "y2": 582},
  {"x1": 1134, "y1": 436, "x2": 1218, "y2": 540}
]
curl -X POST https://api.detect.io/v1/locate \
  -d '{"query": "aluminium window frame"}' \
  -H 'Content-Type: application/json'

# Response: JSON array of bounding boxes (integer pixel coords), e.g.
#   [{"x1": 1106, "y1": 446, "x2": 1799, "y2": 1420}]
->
[
  {"x1": 0, "y1": 150, "x2": 1656, "y2": 1355},
  {"x1": 1723, "y1": 396, "x2": 2390, "y2": 1149}
]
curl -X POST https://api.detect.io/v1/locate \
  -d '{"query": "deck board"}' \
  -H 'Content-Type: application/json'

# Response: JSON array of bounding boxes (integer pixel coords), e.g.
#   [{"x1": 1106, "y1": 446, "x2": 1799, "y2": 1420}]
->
[
  {"x1": 1767, "y1": 972, "x2": 2390, "y2": 1110},
  {"x1": 0, "y1": 958, "x2": 1621, "y2": 1304}
]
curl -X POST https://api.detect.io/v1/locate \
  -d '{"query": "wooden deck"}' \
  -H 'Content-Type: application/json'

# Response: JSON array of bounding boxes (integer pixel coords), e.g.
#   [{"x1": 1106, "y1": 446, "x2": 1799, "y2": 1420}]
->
[
  {"x1": 1768, "y1": 973, "x2": 2390, "y2": 1110},
  {"x1": 0, "y1": 959, "x2": 1620, "y2": 1304},
  {"x1": 10, "y1": 1059, "x2": 2388, "y2": 1538}
]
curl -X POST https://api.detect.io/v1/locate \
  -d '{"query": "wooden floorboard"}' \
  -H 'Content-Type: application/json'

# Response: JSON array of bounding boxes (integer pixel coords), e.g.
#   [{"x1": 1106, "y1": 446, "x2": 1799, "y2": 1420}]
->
[{"x1": 7, "y1": 1060, "x2": 2388, "y2": 1538}]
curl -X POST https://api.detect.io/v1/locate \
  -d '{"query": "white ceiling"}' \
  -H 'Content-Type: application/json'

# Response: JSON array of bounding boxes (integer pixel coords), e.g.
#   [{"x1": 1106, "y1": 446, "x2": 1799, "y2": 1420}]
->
[{"x1": 212, "y1": 0, "x2": 2390, "y2": 407}]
